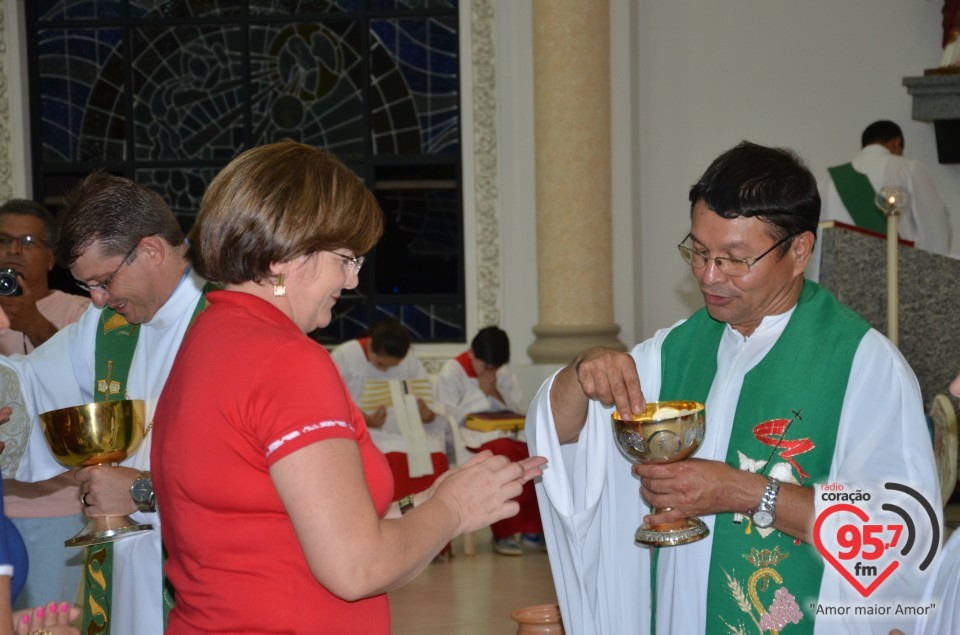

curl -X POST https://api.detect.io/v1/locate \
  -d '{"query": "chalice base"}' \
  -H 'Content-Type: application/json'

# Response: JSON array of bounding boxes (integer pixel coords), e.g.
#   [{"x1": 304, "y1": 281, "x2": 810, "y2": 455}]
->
[
  {"x1": 65, "y1": 515, "x2": 153, "y2": 548},
  {"x1": 635, "y1": 517, "x2": 709, "y2": 547}
]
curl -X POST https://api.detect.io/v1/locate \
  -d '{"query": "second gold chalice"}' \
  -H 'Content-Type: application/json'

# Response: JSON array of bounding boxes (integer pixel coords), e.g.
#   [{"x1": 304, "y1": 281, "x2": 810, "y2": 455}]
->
[
  {"x1": 612, "y1": 400, "x2": 709, "y2": 547},
  {"x1": 39, "y1": 400, "x2": 153, "y2": 547}
]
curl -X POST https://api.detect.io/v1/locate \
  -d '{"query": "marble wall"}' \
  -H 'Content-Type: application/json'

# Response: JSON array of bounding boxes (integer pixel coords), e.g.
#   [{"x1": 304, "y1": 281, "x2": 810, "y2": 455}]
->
[{"x1": 819, "y1": 224, "x2": 960, "y2": 408}]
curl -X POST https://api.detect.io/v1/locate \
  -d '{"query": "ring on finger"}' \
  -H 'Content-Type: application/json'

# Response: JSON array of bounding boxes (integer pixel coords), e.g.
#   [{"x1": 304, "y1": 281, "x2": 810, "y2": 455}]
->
[{"x1": 80, "y1": 492, "x2": 90, "y2": 507}]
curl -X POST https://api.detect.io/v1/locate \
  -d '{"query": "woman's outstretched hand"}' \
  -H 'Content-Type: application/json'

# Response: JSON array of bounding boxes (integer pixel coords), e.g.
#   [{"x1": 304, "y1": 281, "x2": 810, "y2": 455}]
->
[{"x1": 427, "y1": 450, "x2": 547, "y2": 535}]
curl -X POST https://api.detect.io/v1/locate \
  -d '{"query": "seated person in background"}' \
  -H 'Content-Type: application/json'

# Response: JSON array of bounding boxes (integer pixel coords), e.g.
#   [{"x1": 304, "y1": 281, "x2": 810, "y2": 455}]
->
[
  {"x1": 331, "y1": 317, "x2": 448, "y2": 501},
  {"x1": 0, "y1": 199, "x2": 89, "y2": 355},
  {"x1": 0, "y1": 199, "x2": 88, "y2": 613},
  {"x1": 435, "y1": 326, "x2": 545, "y2": 556}
]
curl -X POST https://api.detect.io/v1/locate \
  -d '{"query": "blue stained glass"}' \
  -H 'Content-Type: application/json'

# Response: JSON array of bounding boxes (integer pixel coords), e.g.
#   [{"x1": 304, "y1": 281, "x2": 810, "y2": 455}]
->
[
  {"x1": 318, "y1": 302, "x2": 463, "y2": 344},
  {"x1": 38, "y1": 28, "x2": 124, "y2": 161},
  {"x1": 249, "y1": 0, "x2": 357, "y2": 14},
  {"x1": 30, "y1": 1, "x2": 463, "y2": 342},
  {"x1": 136, "y1": 167, "x2": 222, "y2": 224},
  {"x1": 368, "y1": 0, "x2": 455, "y2": 10},
  {"x1": 249, "y1": 22, "x2": 366, "y2": 152},
  {"x1": 370, "y1": 17, "x2": 458, "y2": 155},
  {"x1": 129, "y1": 0, "x2": 243, "y2": 17},
  {"x1": 131, "y1": 25, "x2": 246, "y2": 161},
  {"x1": 38, "y1": 0, "x2": 122, "y2": 21}
]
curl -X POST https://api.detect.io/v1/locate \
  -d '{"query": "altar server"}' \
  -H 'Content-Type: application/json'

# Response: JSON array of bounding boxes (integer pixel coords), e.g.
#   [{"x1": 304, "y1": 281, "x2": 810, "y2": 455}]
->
[
  {"x1": 436, "y1": 327, "x2": 545, "y2": 556},
  {"x1": 332, "y1": 317, "x2": 448, "y2": 499}
]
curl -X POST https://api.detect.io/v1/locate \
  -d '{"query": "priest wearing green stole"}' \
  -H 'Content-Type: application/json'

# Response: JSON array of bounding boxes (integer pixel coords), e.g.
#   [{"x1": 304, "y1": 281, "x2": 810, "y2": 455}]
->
[
  {"x1": 0, "y1": 172, "x2": 209, "y2": 635},
  {"x1": 527, "y1": 142, "x2": 941, "y2": 635}
]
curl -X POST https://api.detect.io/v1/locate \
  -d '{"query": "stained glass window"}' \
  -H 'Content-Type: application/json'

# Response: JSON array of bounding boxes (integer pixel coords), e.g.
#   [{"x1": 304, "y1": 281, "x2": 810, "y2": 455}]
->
[{"x1": 28, "y1": 0, "x2": 464, "y2": 343}]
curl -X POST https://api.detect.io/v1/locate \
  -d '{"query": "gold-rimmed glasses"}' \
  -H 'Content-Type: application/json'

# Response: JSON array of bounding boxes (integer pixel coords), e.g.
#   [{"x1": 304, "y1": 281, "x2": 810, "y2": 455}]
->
[{"x1": 677, "y1": 232, "x2": 798, "y2": 277}]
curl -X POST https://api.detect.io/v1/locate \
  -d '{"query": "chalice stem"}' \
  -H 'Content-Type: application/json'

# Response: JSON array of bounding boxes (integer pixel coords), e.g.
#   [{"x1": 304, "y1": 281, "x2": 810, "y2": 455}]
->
[{"x1": 648, "y1": 507, "x2": 692, "y2": 532}]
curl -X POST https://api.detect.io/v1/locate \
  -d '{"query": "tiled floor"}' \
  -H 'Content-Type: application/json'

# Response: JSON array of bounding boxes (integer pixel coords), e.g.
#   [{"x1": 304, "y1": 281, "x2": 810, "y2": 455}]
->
[{"x1": 389, "y1": 527, "x2": 558, "y2": 634}]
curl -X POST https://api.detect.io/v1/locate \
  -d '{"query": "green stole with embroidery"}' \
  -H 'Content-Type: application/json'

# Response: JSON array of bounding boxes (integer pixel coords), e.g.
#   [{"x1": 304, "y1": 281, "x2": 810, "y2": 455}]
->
[
  {"x1": 656, "y1": 281, "x2": 869, "y2": 634},
  {"x1": 827, "y1": 163, "x2": 887, "y2": 235},
  {"x1": 84, "y1": 284, "x2": 212, "y2": 635}
]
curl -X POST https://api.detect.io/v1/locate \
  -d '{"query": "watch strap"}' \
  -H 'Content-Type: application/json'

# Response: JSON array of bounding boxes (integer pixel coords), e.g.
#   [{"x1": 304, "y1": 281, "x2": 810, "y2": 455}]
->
[
  {"x1": 398, "y1": 494, "x2": 415, "y2": 515},
  {"x1": 753, "y1": 477, "x2": 781, "y2": 520}
]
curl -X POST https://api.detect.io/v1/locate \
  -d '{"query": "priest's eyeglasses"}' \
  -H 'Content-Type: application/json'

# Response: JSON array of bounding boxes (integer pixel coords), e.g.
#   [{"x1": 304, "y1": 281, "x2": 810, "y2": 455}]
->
[
  {"x1": 677, "y1": 233, "x2": 797, "y2": 277},
  {"x1": 75, "y1": 241, "x2": 139, "y2": 293},
  {"x1": 329, "y1": 251, "x2": 365, "y2": 274},
  {"x1": 0, "y1": 234, "x2": 49, "y2": 250}
]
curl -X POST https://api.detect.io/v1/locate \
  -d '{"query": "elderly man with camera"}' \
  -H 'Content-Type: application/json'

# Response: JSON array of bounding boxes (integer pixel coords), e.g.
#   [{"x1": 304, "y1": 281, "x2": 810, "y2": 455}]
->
[{"x1": 0, "y1": 199, "x2": 88, "y2": 356}]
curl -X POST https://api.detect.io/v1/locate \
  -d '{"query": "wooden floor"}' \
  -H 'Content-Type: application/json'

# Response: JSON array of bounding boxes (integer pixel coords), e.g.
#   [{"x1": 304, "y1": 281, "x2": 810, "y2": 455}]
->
[{"x1": 389, "y1": 527, "x2": 558, "y2": 634}]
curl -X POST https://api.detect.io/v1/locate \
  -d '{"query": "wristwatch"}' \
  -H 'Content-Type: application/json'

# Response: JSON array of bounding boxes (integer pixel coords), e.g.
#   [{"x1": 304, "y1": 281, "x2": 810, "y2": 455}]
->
[
  {"x1": 130, "y1": 471, "x2": 156, "y2": 513},
  {"x1": 751, "y1": 477, "x2": 781, "y2": 529}
]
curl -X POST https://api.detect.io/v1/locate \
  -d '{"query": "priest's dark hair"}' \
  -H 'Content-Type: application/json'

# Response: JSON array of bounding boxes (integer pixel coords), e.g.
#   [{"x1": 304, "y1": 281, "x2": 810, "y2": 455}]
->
[
  {"x1": 688, "y1": 141, "x2": 820, "y2": 256},
  {"x1": 471, "y1": 326, "x2": 510, "y2": 368},
  {"x1": 861, "y1": 120, "x2": 903, "y2": 148},
  {"x1": 368, "y1": 317, "x2": 412, "y2": 360}
]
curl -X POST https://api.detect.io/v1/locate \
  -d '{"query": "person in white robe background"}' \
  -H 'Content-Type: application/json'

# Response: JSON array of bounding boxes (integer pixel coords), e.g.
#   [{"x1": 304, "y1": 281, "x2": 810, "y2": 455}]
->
[
  {"x1": 0, "y1": 172, "x2": 208, "y2": 635},
  {"x1": 332, "y1": 316, "x2": 438, "y2": 432},
  {"x1": 331, "y1": 317, "x2": 448, "y2": 501},
  {"x1": 528, "y1": 141, "x2": 941, "y2": 635},
  {"x1": 809, "y1": 120, "x2": 953, "y2": 280},
  {"x1": 436, "y1": 327, "x2": 545, "y2": 556}
]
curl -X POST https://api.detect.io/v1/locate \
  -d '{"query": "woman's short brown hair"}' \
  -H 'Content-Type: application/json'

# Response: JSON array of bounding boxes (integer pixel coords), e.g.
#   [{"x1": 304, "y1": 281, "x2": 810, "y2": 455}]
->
[{"x1": 190, "y1": 141, "x2": 384, "y2": 284}]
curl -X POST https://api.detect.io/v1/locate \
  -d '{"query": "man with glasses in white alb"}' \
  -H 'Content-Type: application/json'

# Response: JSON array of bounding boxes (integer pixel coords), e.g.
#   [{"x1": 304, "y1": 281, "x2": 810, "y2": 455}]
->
[{"x1": 0, "y1": 171, "x2": 210, "y2": 635}]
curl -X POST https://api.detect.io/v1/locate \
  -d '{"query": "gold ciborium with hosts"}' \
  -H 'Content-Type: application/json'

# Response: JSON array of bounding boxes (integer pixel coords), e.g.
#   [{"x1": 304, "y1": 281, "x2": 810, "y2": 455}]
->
[
  {"x1": 612, "y1": 400, "x2": 708, "y2": 547},
  {"x1": 39, "y1": 400, "x2": 153, "y2": 547}
]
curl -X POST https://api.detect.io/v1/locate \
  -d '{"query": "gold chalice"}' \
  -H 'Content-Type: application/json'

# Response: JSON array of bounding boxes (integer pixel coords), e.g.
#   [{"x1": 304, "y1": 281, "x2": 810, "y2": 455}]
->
[
  {"x1": 612, "y1": 400, "x2": 709, "y2": 547},
  {"x1": 39, "y1": 400, "x2": 153, "y2": 547}
]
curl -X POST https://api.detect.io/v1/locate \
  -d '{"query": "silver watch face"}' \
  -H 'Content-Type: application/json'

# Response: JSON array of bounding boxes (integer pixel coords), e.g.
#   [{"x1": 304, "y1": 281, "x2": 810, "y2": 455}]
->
[
  {"x1": 752, "y1": 510, "x2": 774, "y2": 528},
  {"x1": 132, "y1": 479, "x2": 152, "y2": 502}
]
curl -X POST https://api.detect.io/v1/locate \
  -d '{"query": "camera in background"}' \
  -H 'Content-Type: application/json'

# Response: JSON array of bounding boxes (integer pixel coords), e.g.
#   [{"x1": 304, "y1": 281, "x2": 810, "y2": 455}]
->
[{"x1": 0, "y1": 268, "x2": 22, "y2": 296}]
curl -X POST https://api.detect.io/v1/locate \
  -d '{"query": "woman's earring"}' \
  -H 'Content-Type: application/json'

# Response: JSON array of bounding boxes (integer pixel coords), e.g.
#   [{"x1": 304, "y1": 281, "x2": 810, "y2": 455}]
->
[{"x1": 273, "y1": 273, "x2": 286, "y2": 297}]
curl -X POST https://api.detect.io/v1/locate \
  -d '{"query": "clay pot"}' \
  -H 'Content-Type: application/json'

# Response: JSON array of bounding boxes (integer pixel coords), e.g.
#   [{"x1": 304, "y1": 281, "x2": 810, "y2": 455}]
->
[{"x1": 511, "y1": 603, "x2": 565, "y2": 634}]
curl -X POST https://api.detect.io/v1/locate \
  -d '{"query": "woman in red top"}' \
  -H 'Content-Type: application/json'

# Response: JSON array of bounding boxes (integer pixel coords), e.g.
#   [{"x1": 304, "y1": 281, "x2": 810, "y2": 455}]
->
[{"x1": 152, "y1": 141, "x2": 545, "y2": 634}]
